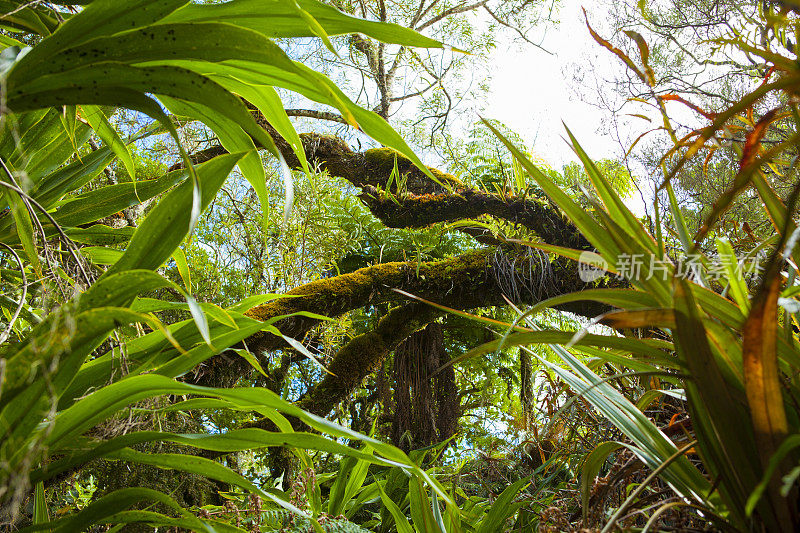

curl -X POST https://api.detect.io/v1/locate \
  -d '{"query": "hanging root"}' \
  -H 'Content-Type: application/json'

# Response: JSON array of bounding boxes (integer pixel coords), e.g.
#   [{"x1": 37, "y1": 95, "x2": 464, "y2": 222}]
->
[{"x1": 492, "y1": 246, "x2": 554, "y2": 304}]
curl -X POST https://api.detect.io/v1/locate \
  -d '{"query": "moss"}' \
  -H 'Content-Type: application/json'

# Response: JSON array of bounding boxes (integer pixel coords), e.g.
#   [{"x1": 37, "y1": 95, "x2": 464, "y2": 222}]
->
[
  {"x1": 238, "y1": 247, "x2": 617, "y2": 419},
  {"x1": 308, "y1": 332, "x2": 388, "y2": 412},
  {"x1": 298, "y1": 303, "x2": 440, "y2": 417},
  {"x1": 244, "y1": 250, "x2": 494, "y2": 355},
  {"x1": 363, "y1": 146, "x2": 399, "y2": 173},
  {"x1": 361, "y1": 188, "x2": 592, "y2": 251},
  {"x1": 238, "y1": 247, "x2": 615, "y2": 408}
]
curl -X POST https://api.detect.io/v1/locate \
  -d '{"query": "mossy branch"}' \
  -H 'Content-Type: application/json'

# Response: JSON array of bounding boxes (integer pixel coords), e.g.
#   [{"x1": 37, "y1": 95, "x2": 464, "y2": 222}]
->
[
  {"x1": 240, "y1": 247, "x2": 603, "y2": 356},
  {"x1": 296, "y1": 303, "x2": 441, "y2": 418},
  {"x1": 174, "y1": 110, "x2": 588, "y2": 251},
  {"x1": 244, "y1": 244, "x2": 614, "y2": 420},
  {"x1": 195, "y1": 246, "x2": 610, "y2": 389},
  {"x1": 359, "y1": 186, "x2": 592, "y2": 250}
]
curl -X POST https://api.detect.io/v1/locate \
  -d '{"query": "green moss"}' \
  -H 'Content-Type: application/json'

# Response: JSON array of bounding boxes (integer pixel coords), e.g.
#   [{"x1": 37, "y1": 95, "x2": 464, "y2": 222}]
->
[
  {"x1": 298, "y1": 303, "x2": 440, "y2": 416},
  {"x1": 244, "y1": 250, "x2": 493, "y2": 356},
  {"x1": 363, "y1": 146, "x2": 399, "y2": 171}
]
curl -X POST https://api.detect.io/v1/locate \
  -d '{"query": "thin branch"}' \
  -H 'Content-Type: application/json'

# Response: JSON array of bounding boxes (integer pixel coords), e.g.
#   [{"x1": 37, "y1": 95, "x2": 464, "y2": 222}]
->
[
  {"x1": 0, "y1": 242, "x2": 27, "y2": 344},
  {"x1": 483, "y1": 4, "x2": 553, "y2": 55},
  {"x1": 284, "y1": 109, "x2": 348, "y2": 124},
  {"x1": 417, "y1": 0, "x2": 488, "y2": 32},
  {"x1": 0, "y1": 160, "x2": 92, "y2": 285}
]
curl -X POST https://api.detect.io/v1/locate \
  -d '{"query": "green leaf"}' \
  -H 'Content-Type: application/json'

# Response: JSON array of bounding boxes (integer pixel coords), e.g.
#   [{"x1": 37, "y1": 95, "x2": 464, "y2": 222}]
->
[
  {"x1": 1, "y1": 308, "x2": 169, "y2": 466},
  {"x1": 537, "y1": 347, "x2": 714, "y2": 508},
  {"x1": 37, "y1": 429, "x2": 393, "y2": 486},
  {"x1": 231, "y1": 348, "x2": 269, "y2": 378},
  {"x1": 0, "y1": 3, "x2": 55, "y2": 37},
  {"x1": 159, "y1": 94, "x2": 272, "y2": 223},
  {"x1": 6, "y1": 190, "x2": 39, "y2": 272},
  {"x1": 281, "y1": 334, "x2": 333, "y2": 375},
  {"x1": 172, "y1": 247, "x2": 192, "y2": 293},
  {"x1": 378, "y1": 480, "x2": 414, "y2": 533},
  {"x1": 19, "y1": 487, "x2": 198, "y2": 533},
  {"x1": 78, "y1": 270, "x2": 178, "y2": 313},
  {"x1": 581, "y1": 442, "x2": 622, "y2": 523},
  {"x1": 715, "y1": 237, "x2": 750, "y2": 311},
  {"x1": 8, "y1": 0, "x2": 190, "y2": 82},
  {"x1": 51, "y1": 169, "x2": 185, "y2": 228},
  {"x1": 58, "y1": 105, "x2": 78, "y2": 154},
  {"x1": 64, "y1": 225, "x2": 135, "y2": 246},
  {"x1": 475, "y1": 477, "x2": 529, "y2": 533},
  {"x1": 80, "y1": 105, "x2": 136, "y2": 180},
  {"x1": 228, "y1": 294, "x2": 294, "y2": 313},
  {"x1": 666, "y1": 182, "x2": 695, "y2": 257},
  {"x1": 203, "y1": 61, "x2": 438, "y2": 182},
  {"x1": 33, "y1": 481, "x2": 50, "y2": 529},
  {"x1": 565, "y1": 126, "x2": 656, "y2": 255},
  {"x1": 80, "y1": 246, "x2": 124, "y2": 265},
  {"x1": 104, "y1": 153, "x2": 243, "y2": 275},
  {"x1": 185, "y1": 294, "x2": 212, "y2": 347},
  {"x1": 30, "y1": 145, "x2": 115, "y2": 208},
  {"x1": 328, "y1": 456, "x2": 370, "y2": 516},
  {"x1": 408, "y1": 476, "x2": 441, "y2": 533},
  {"x1": 449, "y1": 330, "x2": 674, "y2": 370},
  {"x1": 672, "y1": 278, "x2": 758, "y2": 524},
  {"x1": 160, "y1": 0, "x2": 444, "y2": 48},
  {"x1": 484, "y1": 119, "x2": 618, "y2": 259},
  {"x1": 89, "y1": 511, "x2": 244, "y2": 533},
  {"x1": 222, "y1": 80, "x2": 309, "y2": 173}
]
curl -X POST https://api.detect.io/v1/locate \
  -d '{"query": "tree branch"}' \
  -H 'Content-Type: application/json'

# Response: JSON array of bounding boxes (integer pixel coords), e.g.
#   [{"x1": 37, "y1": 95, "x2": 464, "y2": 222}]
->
[
  {"x1": 359, "y1": 186, "x2": 591, "y2": 250},
  {"x1": 296, "y1": 303, "x2": 441, "y2": 418},
  {"x1": 284, "y1": 109, "x2": 348, "y2": 124},
  {"x1": 174, "y1": 112, "x2": 588, "y2": 252},
  {"x1": 417, "y1": 0, "x2": 489, "y2": 32}
]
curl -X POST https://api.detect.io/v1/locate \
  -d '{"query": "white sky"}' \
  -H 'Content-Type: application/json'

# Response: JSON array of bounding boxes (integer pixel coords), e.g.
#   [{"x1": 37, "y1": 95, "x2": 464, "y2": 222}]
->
[{"x1": 484, "y1": 2, "x2": 622, "y2": 170}]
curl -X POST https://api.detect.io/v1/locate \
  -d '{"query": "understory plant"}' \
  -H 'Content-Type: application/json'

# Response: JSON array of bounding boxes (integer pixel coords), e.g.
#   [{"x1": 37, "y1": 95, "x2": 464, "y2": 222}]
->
[
  {"x1": 0, "y1": 1, "x2": 459, "y2": 530},
  {"x1": 458, "y1": 5, "x2": 800, "y2": 529}
]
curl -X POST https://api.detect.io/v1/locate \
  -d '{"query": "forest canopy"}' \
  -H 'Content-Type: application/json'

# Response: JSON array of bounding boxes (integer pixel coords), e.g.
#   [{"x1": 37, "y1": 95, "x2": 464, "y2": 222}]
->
[{"x1": 2, "y1": 0, "x2": 800, "y2": 531}]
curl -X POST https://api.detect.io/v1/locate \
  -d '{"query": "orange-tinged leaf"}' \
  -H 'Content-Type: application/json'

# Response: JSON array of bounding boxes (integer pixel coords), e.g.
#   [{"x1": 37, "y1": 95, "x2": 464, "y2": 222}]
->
[
  {"x1": 624, "y1": 30, "x2": 655, "y2": 85},
  {"x1": 659, "y1": 94, "x2": 718, "y2": 120},
  {"x1": 600, "y1": 309, "x2": 675, "y2": 329},
  {"x1": 584, "y1": 9, "x2": 647, "y2": 84},
  {"x1": 625, "y1": 113, "x2": 652, "y2": 122},
  {"x1": 743, "y1": 274, "x2": 788, "y2": 455},
  {"x1": 626, "y1": 127, "x2": 664, "y2": 157},
  {"x1": 702, "y1": 149, "x2": 715, "y2": 175},
  {"x1": 741, "y1": 273, "x2": 795, "y2": 528},
  {"x1": 740, "y1": 108, "x2": 780, "y2": 171}
]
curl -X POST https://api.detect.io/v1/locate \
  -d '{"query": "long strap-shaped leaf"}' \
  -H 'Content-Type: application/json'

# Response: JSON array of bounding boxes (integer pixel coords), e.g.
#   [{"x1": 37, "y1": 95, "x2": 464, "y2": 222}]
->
[
  {"x1": 7, "y1": 0, "x2": 190, "y2": 80},
  {"x1": 742, "y1": 274, "x2": 795, "y2": 528},
  {"x1": 160, "y1": 0, "x2": 444, "y2": 48},
  {"x1": 672, "y1": 278, "x2": 759, "y2": 528}
]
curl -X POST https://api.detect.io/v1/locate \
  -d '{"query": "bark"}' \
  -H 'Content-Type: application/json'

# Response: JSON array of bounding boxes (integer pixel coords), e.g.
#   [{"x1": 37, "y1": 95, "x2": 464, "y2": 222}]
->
[
  {"x1": 240, "y1": 247, "x2": 605, "y2": 357},
  {"x1": 434, "y1": 351, "x2": 459, "y2": 444},
  {"x1": 360, "y1": 186, "x2": 591, "y2": 250},
  {"x1": 391, "y1": 322, "x2": 444, "y2": 450}
]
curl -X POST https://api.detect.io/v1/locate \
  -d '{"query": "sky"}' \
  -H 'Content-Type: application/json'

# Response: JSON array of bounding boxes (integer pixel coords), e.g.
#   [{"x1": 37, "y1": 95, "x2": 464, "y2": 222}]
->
[{"x1": 484, "y1": 2, "x2": 623, "y2": 170}]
